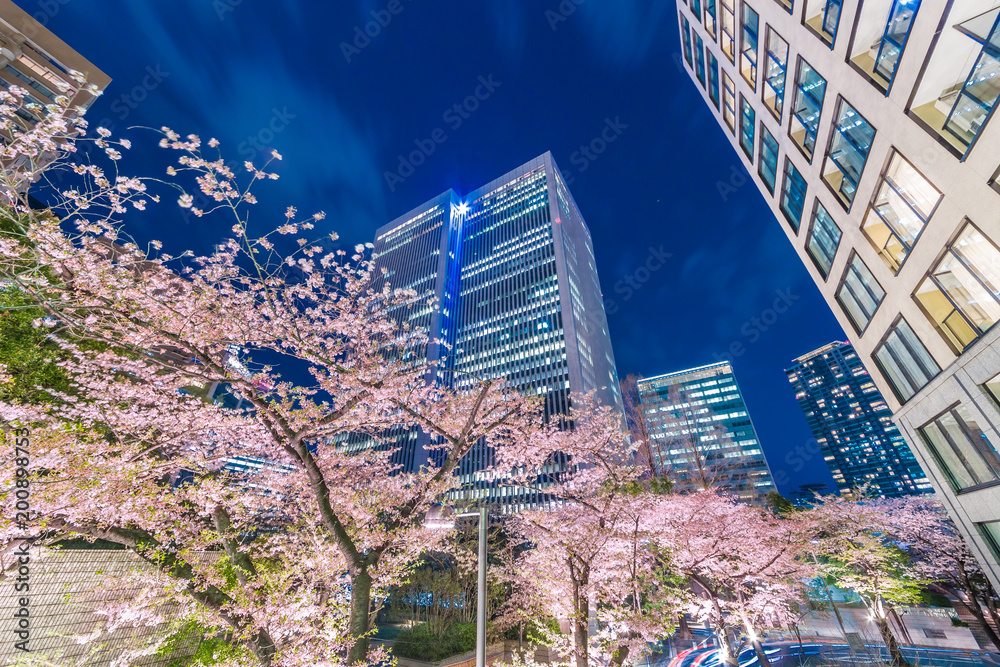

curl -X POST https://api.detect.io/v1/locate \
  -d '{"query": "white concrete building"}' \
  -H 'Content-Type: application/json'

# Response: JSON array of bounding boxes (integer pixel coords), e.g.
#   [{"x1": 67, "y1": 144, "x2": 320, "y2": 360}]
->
[{"x1": 675, "y1": 0, "x2": 1000, "y2": 588}]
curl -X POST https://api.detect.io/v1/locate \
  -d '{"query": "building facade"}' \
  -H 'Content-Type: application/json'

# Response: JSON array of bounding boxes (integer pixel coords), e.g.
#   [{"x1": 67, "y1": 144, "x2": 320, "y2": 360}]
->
[
  {"x1": 675, "y1": 0, "x2": 1000, "y2": 586},
  {"x1": 0, "y1": 0, "x2": 110, "y2": 172},
  {"x1": 637, "y1": 361, "x2": 776, "y2": 502},
  {"x1": 372, "y1": 152, "x2": 622, "y2": 510},
  {"x1": 786, "y1": 340, "x2": 933, "y2": 497}
]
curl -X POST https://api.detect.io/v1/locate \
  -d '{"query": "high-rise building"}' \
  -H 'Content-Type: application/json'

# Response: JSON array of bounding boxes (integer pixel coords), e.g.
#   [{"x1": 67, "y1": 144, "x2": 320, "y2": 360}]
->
[
  {"x1": 636, "y1": 361, "x2": 776, "y2": 502},
  {"x1": 0, "y1": 0, "x2": 110, "y2": 170},
  {"x1": 675, "y1": 0, "x2": 1000, "y2": 586},
  {"x1": 372, "y1": 152, "x2": 622, "y2": 510},
  {"x1": 786, "y1": 340, "x2": 933, "y2": 497}
]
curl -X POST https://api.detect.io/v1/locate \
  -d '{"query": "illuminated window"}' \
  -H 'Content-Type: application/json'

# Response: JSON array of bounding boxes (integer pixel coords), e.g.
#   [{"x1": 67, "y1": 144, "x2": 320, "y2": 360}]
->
[
  {"x1": 694, "y1": 31, "x2": 707, "y2": 87},
  {"x1": 758, "y1": 125, "x2": 779, "y2": 193},
  {"x1": 806, "y1": 201, "x2": 841, "y2": 279},
  {"x1": 705, "y1": 0, "x2": 718, "y2": 38},
  {"x1": 985, "y1": 372, "x2": 1000, "y2": 411},
  {"x1": 909, "y1": 5, "x2": 1000, "y2": 158},
  {"x1": 873, "y1": 317, "x2": 940, "y2": 403},
  {"x1": 708, "y1": 51, "x2": 721, "y2": 109},
  {"x1": 861, "y1": 151, "x2": 942, "y2": 273},
  {"x1": 848, "y1": 0, "x2": 922, "y2": 93},
  {"x1": 802, "y1": 0, "x2": 842, "y2": 47},
  {"x1": 789, "y1": 58, "x2": 826, "y2": 161},
  {"x1": 822, "y1": 98, "x2": 875, "y2": 210},
  {"x1": 723, "y1": 71, "x2": 737, "y2": 132},
  {"x1": 681, "y1": 13, "x2": 693, "y2": 66},
  {"x1": 979, "y1": 521, "x2": 1000, "y2": 561},
  {"x1": 914, "y1": 221, "x2": 1000, "y2": 354},
  {"x1": 740, "y1": 96, "x2": 756, "y2": 159},
  {"x1": 779, "y1": 159, "x2": 807, "y2": 230},
  {"x1": 763, "y1": 28, "x2": 788, "y2": 120},
  {"x1": 919, "y1": 404, "x2": 1000, "y2": 491},
  {"x1": 741, "y1": 3, "x2": 760, "y2": 87},
  {"x1": 836, "y1": 252, "x2": 884, "y2": 333},
  {"x1": 720, "y1": 0, "x2": 737, "y2": 62}
]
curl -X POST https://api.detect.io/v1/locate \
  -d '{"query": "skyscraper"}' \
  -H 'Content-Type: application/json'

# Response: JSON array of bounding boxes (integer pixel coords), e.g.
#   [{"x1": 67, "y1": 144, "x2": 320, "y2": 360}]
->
[
  {"x1": 675, "y1": 0, "x2": 1000, "y2": 589},
  {"x1": 0, "y1": 0, "x2": 110, "y2": 171},
  {"x1": 372, "y1": 152, "x2": 622, "y2": 510},
  {"x1": 786, "y1": 341, "x2": 933, "y2": 498},
  {"x1": 637, "y1": 361, "x2": 776, "y2": 502}
]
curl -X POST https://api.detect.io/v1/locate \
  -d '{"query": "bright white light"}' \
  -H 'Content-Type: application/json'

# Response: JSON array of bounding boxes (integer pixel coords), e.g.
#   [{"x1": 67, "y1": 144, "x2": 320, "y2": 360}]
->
[{"x1": 456, "y1": 201, "x2": 469, "y2": 215}]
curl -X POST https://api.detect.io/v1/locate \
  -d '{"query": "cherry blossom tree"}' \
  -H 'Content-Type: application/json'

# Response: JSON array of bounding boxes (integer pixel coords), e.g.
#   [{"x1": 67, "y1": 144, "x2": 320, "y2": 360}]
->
[
  {"x1": 810, "y1": 495, "x2": 926, "y2": 667},
  {"x1": 499, "y1": 397, "x2": 681, "y2": 667},
  {"x1": 652, "y1": 490, "x2": 810, "y2": 667},
  {"x1": 884, "y1": 496, "x2": 1000, "y2": 652},
  {"x1": 0, "y1": 80, "x2": 544, "y2": 665}
]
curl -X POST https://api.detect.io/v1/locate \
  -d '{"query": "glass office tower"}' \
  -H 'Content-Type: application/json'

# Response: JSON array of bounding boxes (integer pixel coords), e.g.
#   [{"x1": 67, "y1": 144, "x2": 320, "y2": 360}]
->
[
  {"x1": 371, "y1": 152, "x2": 622, "y2": 511},
  {"x1": 676, "y1": 0, "x2": 1000, "y2": 588},
  {"x1": 637, "y1": 362, "x2": 776, "y2": 503},
  {"x1": 786, "y1": 341, "x2": 932, "y2": 497}
]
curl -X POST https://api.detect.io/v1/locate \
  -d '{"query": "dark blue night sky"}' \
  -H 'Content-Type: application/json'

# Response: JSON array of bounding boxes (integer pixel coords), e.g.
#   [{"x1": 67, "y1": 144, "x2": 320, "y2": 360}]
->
[{"x1": 30, "y1": 0, "x2": 846, "y2": 493}]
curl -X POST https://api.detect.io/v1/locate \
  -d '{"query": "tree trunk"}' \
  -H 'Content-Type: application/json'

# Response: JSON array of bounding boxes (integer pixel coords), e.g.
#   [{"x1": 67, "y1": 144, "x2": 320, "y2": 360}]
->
[
  {"x1": 793, "y1": 624, "x2": 804, "y2": 667},
  {"x1": 874, "y1": 615, "x2": 910, "y2": 667},
  {"x1": 751, "y1": 637, "x2": 771, "y2": 667},
  {"x1": 678, "y1": 612, "x2": 692, "y2": 640},
  {"x1": 571, "y1": 576, "x2": 589, "y2": 667},
  {"x1": 347, "y1": 569, "x2": 373, "y2": 665},
  {"x1": 946, "y1": 584, "x2": 1000, "y2": 652}
]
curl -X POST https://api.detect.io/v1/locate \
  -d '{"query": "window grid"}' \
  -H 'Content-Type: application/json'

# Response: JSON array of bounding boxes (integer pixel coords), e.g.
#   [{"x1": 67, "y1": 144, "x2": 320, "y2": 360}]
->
[
  {"x1": 721, "y1": 0, "x2": 737, "y2": 63},
  {"x1": 763, "y1": 27, "x2": 789, "y2": 121},
  {"x1": 836, "y1": 252, "x2": 885, "y2": 334},
  {"x1": 705, "y1": 0, "x2": 718, "y2": 38},
  {"x1": 918, "y1": 404, "x2": 1000, "y2": 492},
  {"x1": 823, "y1": 97, "x2": 876, "y2": 210},
  {"x1": 872, "y1": 317, "x2": 941, "y2": 404},
  {"x1": 740, "y1": 95, "x2": 756, "y2": 160},
  {"x1": 861, "y1": 150, "x2": 942, "y2": 274},
  {"x1": 803, "y1": 0, "x2": 842, "y2": 48},
  {"x1": 789, "y1": 57, "x2": 826, "y2": 162},
  {"x1": 805, "y1": 199, "x2": 842, "y2": 279},
  {"x1": 694, "y1": 31, "x2": 707, "y2": 87},
  {"x1": 913, "y1": 221, "x2": 1000, "y2": 355},
  {"x1": 740, "y1": 2, "x2": 760, "y2": 88},
  {"x1": 708, "y1": 51, "x2": 721, "y2": 109},
  {"x1": 722, "y1": 70, "x2": 737, "y2": 132},
  {"x1": 758, "y1": 125, "x2": 779, "y2": 194},
  {"x1": 681, "y1": 13, "x2": 693, "y2": 67},
  {"x1": 779, "y1": 159, "x2": 807, "y2": 231}
]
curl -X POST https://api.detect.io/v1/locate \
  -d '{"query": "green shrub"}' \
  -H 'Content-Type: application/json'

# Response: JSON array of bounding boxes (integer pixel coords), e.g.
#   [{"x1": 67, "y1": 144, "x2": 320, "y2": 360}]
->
[
  {"x1": 504, "y1": 616, "x2": 561, "y2": 644},
  {"x1": 392, "y1": 622, "x2": 476, "y2": 661}
]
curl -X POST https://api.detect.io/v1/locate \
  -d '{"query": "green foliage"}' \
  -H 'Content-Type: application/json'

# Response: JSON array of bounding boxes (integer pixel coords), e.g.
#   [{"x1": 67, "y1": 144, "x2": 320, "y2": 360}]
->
[
  {"x1": 392, "y1": 621, "x2": 477, "y2": 661},
  {"x1": 156, "y1": 619, "x2": 255, "y2": 667},
  {"x1": 0, "y1": 287, "x2": 73, "y2": 405},
  {"x1": 765, "y1": 491, "x2": 796, "y2": 515},
  {"x1": 951, "y1": 617, "x2": 969, "y2": 627},
  {"x1": 503, "y1": 615, "x2": 560, "y2": 643}
]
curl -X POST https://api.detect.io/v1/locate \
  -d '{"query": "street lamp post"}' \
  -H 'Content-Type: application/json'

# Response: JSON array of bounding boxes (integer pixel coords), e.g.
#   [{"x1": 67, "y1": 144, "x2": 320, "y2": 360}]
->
[{"x1": 426, "y1": 504, "x2": 489, "y2": 667}]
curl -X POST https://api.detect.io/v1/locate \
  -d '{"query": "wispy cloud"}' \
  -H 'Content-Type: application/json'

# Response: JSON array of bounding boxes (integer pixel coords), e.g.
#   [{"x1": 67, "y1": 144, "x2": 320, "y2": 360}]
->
[{"x1": 574, "y1": 0, "x2": 673, "y2": 68}]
